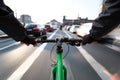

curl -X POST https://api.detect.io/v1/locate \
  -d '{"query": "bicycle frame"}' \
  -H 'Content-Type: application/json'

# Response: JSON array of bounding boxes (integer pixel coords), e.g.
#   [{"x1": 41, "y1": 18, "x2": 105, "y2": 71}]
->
[
  {"x1": 51, "y1": 43, "x2": 67, "y2": 80},
  {"x1": 37, "y1": 37, "x2": 82, "y2": 80}
]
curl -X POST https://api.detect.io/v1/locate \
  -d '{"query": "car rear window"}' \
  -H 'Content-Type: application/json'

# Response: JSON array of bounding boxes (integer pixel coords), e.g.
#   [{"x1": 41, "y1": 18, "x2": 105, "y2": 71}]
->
[
  {"x1": 75, "y1": 26, "x2": 79, "y2": 28},
  {"x1": 45, "y1": 25, "x2": 50, "y2": 28},
  {"x1": 26, "y1": 24, "x2": 37, "y2": 29}
]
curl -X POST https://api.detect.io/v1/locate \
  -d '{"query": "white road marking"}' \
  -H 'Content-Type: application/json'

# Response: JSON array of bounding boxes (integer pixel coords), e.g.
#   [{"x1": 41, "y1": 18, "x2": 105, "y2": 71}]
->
[
  {"x1": 0, "y1": 38, "x2": 11, "y2": 43},
  {"x1": 63, "y1": 30, "x2": 112, "y2": 80},
  {"x1": 7, "y1": 30, "x2": 58, "y2": 80},
  {"x1": 77, "y1": 46, "x2": 111, "y2": 80},
  {"x1": 106, "y1": 45, "x2": 120, "y2": 52},
  {"x1": 63, "y1": 30, "x2": 71, "y2": 38},
  {"x1": 0, "y1": 42, "x2": 19, "y2": 51}
]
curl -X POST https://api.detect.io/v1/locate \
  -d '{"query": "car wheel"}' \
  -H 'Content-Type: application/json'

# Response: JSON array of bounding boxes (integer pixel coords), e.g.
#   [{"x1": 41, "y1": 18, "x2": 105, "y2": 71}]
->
[
  {"x1": 42, "y1": 31, "x2": 46, "y2": 35},
  {"x1": 35, "y1": 33, "x2": 40, "y2": 37}
]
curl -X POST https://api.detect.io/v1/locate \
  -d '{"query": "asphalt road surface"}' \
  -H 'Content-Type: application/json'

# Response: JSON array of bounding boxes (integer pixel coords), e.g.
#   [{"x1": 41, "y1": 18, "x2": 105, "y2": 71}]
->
[{"x1": 0, "y1": 29, "x2": 120, "y2": 80}]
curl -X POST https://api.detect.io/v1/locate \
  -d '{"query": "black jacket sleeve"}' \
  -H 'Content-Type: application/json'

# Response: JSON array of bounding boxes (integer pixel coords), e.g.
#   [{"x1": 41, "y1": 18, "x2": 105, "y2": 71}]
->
[
  {"x1": 89, "y1": 0, "x2": 120, "y2": 39},
  {"x1": 0, "y1": 0, "x2": 27, "y2": 41}
]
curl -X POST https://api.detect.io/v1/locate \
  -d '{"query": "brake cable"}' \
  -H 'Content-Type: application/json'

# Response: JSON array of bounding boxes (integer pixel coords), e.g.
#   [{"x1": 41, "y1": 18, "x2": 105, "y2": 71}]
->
[{"x1": 50, "y1": 43, "x2": 70, "y2": 63}]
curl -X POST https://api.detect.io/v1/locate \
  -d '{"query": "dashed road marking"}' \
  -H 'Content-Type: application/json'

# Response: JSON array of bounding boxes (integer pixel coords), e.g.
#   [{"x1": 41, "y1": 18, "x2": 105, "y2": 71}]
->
[
  {"x1": 106, "y1": 45, "x2": 120, "y2": 52},
  {"x1": 63, "y1": 30, "x2": 112, "y2": 80},
  {"x1": 0, "y1": 42, "x2": 19, "y2": 51},
  {"x1": 7, "y1": 30, "x2": 58, "y2": 80}
]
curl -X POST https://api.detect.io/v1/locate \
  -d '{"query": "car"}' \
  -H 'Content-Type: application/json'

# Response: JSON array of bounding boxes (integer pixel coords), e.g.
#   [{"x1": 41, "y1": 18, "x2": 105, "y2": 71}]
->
[
  {"x1": 65, "y1": 25, "x2": 72, "y2": 31},
  {"x1": 76, "y1": 23, "x2": 92, "y2": 37},
  {"x1": 51, "y1": 23, "x2": 58, "y2": 30},
  {"x1": 67, "y1": 26, "x2": 72, "y2": 31},
  {"x1": 25, "y1": 23, "x2": 46, "y2": 37},
  {"x1": 69, "y1": 25, "x2": 80, "y2": 33},
  {"x1": 44, "y1": 24, "x2": 54, "y2": 32}
]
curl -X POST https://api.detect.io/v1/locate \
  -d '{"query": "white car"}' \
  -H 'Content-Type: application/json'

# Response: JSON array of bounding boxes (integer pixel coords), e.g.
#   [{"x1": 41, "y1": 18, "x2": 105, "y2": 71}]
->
[
  {"x1": 65, "y1": 25, "x2": 72, "y2": 31},
  {"x1": 76, "y1": 23, "x2": 92, "y2": 37},
  {"x1": 69, "y1": 25, "x2": 80, "y2": 33}
]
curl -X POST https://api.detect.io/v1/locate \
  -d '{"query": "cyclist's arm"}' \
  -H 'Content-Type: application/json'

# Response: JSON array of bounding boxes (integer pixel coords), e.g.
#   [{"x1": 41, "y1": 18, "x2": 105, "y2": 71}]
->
[
  {"x1": 89, "y1": 0, "x2": 120, "y2": 39},
  {"x1": 0, "y1": 0, "x2": 27, "y2": 41}
]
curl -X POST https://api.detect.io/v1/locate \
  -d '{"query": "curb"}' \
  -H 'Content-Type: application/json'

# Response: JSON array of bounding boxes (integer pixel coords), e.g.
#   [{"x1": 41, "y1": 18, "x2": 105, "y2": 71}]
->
[
  {"x1": 110, "y1": 39, "x2": 120, "y2": 47},
  {"x1": 97, "y1": 38, "x2": 120, "y2": 47}
]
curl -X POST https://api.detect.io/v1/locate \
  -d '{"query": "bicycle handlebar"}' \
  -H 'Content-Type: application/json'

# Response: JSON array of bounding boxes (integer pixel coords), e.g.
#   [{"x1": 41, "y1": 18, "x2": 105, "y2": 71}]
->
[
  {"x1": 38, "y1": 35, "x2": 115, "y2": 46},
  {"x1": 37, "y1": 38, "x2": 82, "y2": 46}
]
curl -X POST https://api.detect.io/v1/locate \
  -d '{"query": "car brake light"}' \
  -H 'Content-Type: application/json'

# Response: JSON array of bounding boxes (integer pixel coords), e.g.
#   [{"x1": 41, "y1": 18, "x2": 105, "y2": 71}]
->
[{"x1": 33, "y1": 27, "x2": 39, "y2": 30}]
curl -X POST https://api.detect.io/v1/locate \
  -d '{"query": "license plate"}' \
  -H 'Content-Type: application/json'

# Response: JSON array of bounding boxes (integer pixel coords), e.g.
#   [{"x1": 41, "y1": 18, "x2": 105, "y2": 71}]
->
[{"x1": 27, "y1": 29, "x2": 32, "y2": 31}]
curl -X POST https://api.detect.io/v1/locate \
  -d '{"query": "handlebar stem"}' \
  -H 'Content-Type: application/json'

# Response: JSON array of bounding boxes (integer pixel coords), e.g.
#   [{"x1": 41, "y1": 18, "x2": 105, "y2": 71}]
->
[{"x1": 56, "y1": 43, "x2": 63, "y2": 53}]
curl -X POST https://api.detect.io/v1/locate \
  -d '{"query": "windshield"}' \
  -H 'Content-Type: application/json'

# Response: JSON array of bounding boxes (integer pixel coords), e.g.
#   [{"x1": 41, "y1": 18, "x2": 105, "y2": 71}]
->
[{"x1": 25, "y1": 24, "x2": 37, "y2": 29}]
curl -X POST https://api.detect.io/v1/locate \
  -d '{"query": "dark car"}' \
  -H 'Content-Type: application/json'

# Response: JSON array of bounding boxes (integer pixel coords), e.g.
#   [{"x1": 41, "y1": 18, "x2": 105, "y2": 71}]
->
[
  {"x1": 25, "y1": 23, "x2": 46, "y2": 37},
  {"x1": 44, "y1": 24, "x2": 54, "y2": 32}
]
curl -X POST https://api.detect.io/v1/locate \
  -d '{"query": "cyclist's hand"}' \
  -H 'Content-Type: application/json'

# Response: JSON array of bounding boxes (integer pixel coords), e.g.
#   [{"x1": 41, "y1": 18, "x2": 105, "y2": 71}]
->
[
  {"x1": 21, "y1": 36, "x2": 38, "y2": 46},
  {"x1": 82, "y1": 34, "x2": 95, "y2": 45}
]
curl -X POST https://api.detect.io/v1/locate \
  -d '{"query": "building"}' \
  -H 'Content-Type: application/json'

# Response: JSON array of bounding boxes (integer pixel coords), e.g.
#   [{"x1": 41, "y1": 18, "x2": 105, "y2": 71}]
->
[
  {"x1": 19, "y1": 14, "x2": 33, "y2": 25},
  {"x1": 46, "y1": 19, "x2": 62, "y2": 29},
  {"x1": 63, "y1": 16, "x2": 94, "y2": 26},
  {"x1": 50, "y1": 19, "x2": 61, "y2": 26}
]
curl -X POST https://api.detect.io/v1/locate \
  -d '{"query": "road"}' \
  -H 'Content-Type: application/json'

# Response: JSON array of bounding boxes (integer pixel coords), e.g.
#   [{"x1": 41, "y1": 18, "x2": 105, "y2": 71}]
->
[
  {"x1": 0, "y1": 29, "x2": 120, "y2": 80},
  {"x1": 0, "y1": 30, "x2": 4, "y2": 34}
]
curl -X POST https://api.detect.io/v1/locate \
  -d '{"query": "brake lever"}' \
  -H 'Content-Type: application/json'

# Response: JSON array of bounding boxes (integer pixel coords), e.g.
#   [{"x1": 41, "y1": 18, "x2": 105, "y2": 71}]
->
[{"x1": 68, "y1": 41, "x2": 81, "y2": 46}]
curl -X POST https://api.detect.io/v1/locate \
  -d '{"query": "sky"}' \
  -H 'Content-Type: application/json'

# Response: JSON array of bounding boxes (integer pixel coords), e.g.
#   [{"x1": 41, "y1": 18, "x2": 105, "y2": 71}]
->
[{"x1": 4, "y1": 0, "x2": 102, "y2": 24}]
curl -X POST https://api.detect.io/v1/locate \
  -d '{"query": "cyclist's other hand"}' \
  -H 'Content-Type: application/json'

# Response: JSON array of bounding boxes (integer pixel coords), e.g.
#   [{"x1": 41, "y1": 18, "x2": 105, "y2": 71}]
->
[
  {"x1": 21, "y1": 36, "x2": 38, "y2": 46},
  {"x1": 82, "y1": 34, "x2": 95, "y2": 45}
]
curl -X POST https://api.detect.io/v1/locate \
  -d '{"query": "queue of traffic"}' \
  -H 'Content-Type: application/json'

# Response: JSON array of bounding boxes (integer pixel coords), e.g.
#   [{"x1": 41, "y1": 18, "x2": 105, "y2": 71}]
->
[{"x1": 64, "y1": 23, "x2": 120, "y2": 40}]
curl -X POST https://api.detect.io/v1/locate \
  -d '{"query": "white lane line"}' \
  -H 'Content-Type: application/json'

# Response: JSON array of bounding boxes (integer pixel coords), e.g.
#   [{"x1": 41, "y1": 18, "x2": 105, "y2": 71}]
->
[
  {"x1": 7, "y1": 30, "x2": 58, "y2": 80},
  {"x1": 63, "y1": 30, "x2": 71, "y2": 38},
  {"x1": 63, "y1": 30, "x2": 111, "y2": 80},
  {"x1": 106, "y1": 45, "x2": 120, "y2": 52},
  {"x1": 0, "y1": 38, "x2": 11, "y2": 43},
  {"x1": 0, "y1": 42, "x2": 19, "y2": 51},
  {"x1": 77, "y1": 46, "x2": 111, "y2": 80}
]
